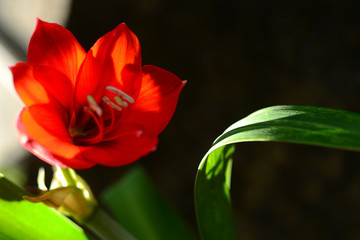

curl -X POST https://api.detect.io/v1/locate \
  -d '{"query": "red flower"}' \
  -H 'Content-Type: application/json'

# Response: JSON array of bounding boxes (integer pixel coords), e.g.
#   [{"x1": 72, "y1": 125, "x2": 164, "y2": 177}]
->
[{"x1": 11, "y1": 19, "x2": 185, "y2": 169}]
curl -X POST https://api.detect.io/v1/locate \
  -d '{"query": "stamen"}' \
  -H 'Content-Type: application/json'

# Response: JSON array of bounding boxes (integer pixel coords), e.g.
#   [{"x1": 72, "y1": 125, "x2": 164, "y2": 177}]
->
[
  {"x1": 73, "y1": 88, "x2": 135, "y2": 145},
  {"x1": 103, "y1": 96, "x2": 123, "y2": 112},
  {"x1": 102, "y1": 96, "x2": 117, "y2": 129},
  {"x1": 114, "y1": 96, "x2": 129, "y2": 107},
  {"x1": 86, "y1": 95, "x2": 102, "y2": 116},
  {"x1": 106, "y1": 86, "x2": 135, "y2": 103},
  {"x1": 83, "y1": 107, "x2": 104, "y2": 144}
]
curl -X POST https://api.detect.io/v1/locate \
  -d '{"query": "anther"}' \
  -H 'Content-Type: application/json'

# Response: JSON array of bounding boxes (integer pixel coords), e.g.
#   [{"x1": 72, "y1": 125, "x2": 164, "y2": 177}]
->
[
  {"x1": 114, "y1": 96, "x2": 129, "y2": 107},
  {"x1": 86, "y1": 95, "x2": 102, "y2": 116},
  {"x1": 103, "y1": 96, "x2": 123, "y2": 111},
  {"x1": 106, "y1": 86, "x2": 135, "y2": 104}
]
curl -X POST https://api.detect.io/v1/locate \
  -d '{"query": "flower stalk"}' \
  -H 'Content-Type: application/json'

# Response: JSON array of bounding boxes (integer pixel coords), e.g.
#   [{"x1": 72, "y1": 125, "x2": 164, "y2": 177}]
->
[
  {"x1": 24, "y1": 167, "x2": 135, "y2": 239},
  {"x1": 57, "y1": 168, "x2": 136, "y2": 239},
  {"x1": 84, "y1": 207, "x2": 136, "y2": 240}
]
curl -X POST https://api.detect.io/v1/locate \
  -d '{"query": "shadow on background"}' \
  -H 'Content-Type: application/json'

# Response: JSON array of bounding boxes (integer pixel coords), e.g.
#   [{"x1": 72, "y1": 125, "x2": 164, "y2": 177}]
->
[{"x1": 23, "y1": 1, "x2": 360, "y2": 239}]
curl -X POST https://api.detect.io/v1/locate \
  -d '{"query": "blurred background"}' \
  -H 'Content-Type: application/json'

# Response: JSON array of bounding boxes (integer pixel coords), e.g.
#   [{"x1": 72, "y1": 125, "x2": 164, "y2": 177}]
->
[{"x1": 1, "y1": 0, "x2": 360, "y2": 239}]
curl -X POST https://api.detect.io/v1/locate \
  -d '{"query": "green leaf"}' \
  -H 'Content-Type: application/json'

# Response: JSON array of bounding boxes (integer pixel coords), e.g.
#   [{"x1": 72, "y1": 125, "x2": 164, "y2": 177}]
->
[
  {"x1": 102, "y1": 167, "x2": 195, "y2": 240},
  {"x1": 0, "y1": 173, "x2": 89, "y2": 240},
  {"x1": 195, "y1": 105, "x2": 360, "y2": 239},
  {"x1": 195, "y1": 144, "x2": 237, "y2": 239}
]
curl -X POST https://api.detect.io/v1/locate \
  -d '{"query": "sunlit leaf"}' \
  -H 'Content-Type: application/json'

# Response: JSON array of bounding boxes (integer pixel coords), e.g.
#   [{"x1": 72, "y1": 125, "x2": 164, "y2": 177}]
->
[
  {"x1": 0, "y1": 174, "x2": 89, "y2": 240},
  {"x1": 195, "y1": 145, "x2": 237, "y2": 239},
  {"x1": 195, "y1": 105, "x2": 360, "y2": 239}
]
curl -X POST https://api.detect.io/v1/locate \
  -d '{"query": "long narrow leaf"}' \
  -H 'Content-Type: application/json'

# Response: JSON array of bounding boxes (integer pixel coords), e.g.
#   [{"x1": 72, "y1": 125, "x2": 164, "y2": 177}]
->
[
  {"x1": 195, "y1": 105, "x2": 360, "y2": 239},
  {"x1": 195, "y1": 145, "x2": 237, "y2": 239}
]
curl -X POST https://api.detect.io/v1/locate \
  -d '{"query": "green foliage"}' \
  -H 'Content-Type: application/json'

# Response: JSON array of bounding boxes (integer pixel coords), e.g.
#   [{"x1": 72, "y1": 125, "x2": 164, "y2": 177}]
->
[
  {"x1": 0, "y1": 174, "x2": 89, "y2": 240},
  {"x1": 3, "y1": 105, "x2": 360, "y2": 240},
  {"x1": 102, "y1": 167, "x2": 195, "y2": 240},
  {"x1": 195, "y1": 145, "x2": 237, "y2": 239},
  {"x1": 195, "y1": 105, "x2": 360, "y2": 239}
]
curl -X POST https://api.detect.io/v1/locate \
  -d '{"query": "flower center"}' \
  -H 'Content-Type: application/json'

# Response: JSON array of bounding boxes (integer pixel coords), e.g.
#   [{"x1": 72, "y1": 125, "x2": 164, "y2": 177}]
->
[{"x1": 70, "y1": 86, "x2": 134, "y2": 145}]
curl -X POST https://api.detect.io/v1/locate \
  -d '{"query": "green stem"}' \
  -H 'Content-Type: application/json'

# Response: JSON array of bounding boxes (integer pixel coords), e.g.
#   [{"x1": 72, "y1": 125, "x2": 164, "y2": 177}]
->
[
  {"x1": 84, "y1": 207, "x2": 136, "y2": 240},
  {"x1": 60, "y1": 168, "x2": 77, "y2": 186},
  {"x1": 58, "y1": 168, "x2": 134, "y2": 239}
]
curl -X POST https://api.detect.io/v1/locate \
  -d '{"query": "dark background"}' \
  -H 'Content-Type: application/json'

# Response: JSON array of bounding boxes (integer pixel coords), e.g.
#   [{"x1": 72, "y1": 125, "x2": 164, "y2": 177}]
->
[{"x1": 26, "y1": 1, "x2": 360, "y2": 239}]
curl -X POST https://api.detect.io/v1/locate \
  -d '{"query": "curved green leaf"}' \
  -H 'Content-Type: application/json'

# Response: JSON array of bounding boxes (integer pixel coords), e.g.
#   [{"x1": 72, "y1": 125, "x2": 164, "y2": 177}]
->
[
  {"x1": 195, "y1": 105, "x2": 360, "y2": 239},
  {"x1": 0, "y1": 174, "x2": 89, "y2": 240},
  {"x1": 195, "y1": 144, "x2": 237, "y2": 240}
]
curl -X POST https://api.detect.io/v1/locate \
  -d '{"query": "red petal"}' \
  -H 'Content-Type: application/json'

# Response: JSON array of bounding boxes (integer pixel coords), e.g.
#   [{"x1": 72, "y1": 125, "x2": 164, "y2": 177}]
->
[
  {"x1": 125, "y1": 65, "x2": 186, "y2": 135},
  {"x1": 73, "y1": 51, "x2": 117, "y2": 113},
  {"x1": 28, "y1": 104, "x2": 71, "y2": 140},
  {"x1": 77, "y1": 23, "x2": 142, "y2": 98},
  {"x1": 11, "y1": 63, "x2": 49, "y2": 106},
  {"x1": 81, "y1": 131, "x2": 158, "y2": 166},
  {"x1": 12, "y1": 63, "x2": 74, "y2": 111},
  {"x1": 18, "y1": 108, "x2": 95, "y2": 169},
  {"x1": 27, "y1": 19, "x2": 86, "y2": 85}
]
